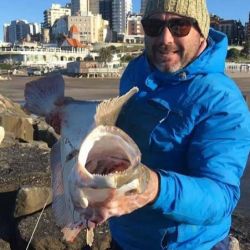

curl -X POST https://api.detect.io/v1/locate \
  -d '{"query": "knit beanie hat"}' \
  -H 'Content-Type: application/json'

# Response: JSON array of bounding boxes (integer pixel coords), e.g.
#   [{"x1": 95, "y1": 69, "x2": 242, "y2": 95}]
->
[{"x1": 143, "y1": 0, "x2": 210, "y2": 38}]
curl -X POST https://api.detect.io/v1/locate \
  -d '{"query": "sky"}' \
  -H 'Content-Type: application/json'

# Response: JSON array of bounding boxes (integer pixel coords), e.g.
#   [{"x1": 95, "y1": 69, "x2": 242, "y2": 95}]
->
[{"x1": 0, "y1": 0, "x2": 250, "y2": 41}]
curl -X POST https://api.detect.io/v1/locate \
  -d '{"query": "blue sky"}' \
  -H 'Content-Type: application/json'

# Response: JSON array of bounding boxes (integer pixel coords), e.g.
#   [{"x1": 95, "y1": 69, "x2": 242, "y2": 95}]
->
[{"x1": 1, "y1": 0, "x2": 250, "y2": 41}]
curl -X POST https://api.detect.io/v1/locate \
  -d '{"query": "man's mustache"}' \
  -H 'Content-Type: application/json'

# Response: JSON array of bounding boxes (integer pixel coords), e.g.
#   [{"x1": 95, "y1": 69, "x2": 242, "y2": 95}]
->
[{"x1": 154, "y1": 44, "x2": 180, "y2": 53}]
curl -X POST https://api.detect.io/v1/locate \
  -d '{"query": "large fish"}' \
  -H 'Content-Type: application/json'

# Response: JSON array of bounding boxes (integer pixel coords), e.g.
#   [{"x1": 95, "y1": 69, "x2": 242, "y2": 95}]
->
[{"x1": 24, "y1": 74, "x2": 149, "y2": 246}]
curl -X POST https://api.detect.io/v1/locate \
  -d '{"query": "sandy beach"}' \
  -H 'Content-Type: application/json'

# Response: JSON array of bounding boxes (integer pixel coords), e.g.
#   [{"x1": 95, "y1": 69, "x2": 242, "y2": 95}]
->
[{"x1": 0, "y1": 73, "x2": 249, "y2": 219}]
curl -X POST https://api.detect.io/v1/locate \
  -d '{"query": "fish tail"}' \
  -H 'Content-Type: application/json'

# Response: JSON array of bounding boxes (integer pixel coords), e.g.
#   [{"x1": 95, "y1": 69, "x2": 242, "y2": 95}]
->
[{"x1": 24, "y1": 74, "x2": 65, "y2": 117}]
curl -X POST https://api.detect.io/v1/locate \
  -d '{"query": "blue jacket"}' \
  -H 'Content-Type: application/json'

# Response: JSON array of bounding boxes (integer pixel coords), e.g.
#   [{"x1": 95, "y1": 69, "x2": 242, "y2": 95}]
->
[{"x1": 109, "y1": 29, "x2": 250, "y2": 250}]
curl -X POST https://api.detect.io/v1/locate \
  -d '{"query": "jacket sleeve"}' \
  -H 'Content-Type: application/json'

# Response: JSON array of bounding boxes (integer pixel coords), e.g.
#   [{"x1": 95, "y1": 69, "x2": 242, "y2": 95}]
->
[{"x1": 151, "y1": 82, "x2": 250, "y2": 225}]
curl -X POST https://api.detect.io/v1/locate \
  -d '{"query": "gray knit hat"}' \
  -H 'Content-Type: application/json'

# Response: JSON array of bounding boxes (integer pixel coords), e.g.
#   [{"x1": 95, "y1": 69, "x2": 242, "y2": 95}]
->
[{"x1": 143, "y1": 0, "x2": 210, "y2": 38}]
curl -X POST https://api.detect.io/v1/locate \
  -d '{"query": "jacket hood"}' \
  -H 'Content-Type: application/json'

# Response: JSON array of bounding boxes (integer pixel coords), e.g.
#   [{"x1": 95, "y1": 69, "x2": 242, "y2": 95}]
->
[{"x1": 148, "y1": 28, "x2": 228, "y2": 85}]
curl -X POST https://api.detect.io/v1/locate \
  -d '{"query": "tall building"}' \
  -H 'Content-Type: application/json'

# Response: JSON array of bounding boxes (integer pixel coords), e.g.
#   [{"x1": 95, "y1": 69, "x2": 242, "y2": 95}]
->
[
  {"x1": 71, "y1": 0, "x2": 89, "y2": 16},
  {"x1": 8, "y1": 20, "x2": 29, "y2": 44},
  {"x1": 140, "y1": 0, "x2": 148, "y2": 14},
  {"x1": 89, "y1": 0, "x2": 100, "y2": 15},
  {"x1": 43, "y1": 4, "x2": 71, "y2": 28},
  {"x1": 100, "y1": 0, "x2": 112, "y2": 28},
  {"x1": 68, "y1": 14, "x2": 110, "y2": 43},
  {"x1": 247, "y1": 12, "x2": 250, "y2": 42},
  {"x1": 28, "y1": 23, "x2": 41, "y2": 35},
  {"x1": 112, "y1": 0, "x2": 132, "y2": 35},
  {"x1": 3, "y1": 24, "x2": 10, "y2": 42}
]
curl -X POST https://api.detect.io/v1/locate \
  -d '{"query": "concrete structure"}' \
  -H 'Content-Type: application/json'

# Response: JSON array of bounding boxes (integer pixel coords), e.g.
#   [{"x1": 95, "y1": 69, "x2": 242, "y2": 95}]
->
[
  {"x1": 43, "y1": 4, "x2": 71, "y2": 29},
  {"x1": 112, "y1": 0, "x2": 132, "y2": 35},
  {"x1": 67, "y1": 14, "x2": 111, "y2": 43},
  {"x1": 42, "y1": 28, "x2": 50, "y2": 43},
  {"x1": 127, "y1": 14, "x2": 144, "y2": 35},
  {"x1": 0, "y1": 46, "x2": 89, "y2": 68}
]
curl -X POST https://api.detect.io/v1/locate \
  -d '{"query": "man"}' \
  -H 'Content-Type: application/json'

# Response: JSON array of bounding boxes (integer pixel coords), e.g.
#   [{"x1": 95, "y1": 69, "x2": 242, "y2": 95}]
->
[{"x1": 77, "y1": 0, "x2": 250, "y2": 249}]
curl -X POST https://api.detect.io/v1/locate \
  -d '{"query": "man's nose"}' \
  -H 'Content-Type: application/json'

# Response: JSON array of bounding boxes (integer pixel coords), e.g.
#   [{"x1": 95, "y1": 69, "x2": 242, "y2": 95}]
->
[{"x1": 159, "y1": 26, "x2": 174, "y2": 43}]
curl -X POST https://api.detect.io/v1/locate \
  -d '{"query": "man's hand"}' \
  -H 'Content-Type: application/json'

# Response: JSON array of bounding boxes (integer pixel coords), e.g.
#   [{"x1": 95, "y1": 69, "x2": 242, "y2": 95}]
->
[{"x1": 77, "y1": 166, "x2": 159, "y2": 225}]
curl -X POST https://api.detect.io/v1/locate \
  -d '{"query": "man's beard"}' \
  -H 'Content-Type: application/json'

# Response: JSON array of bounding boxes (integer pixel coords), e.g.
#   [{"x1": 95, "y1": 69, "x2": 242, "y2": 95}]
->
[{"x1": 147, "y1": 43, "x2": 184, "y2": 73}]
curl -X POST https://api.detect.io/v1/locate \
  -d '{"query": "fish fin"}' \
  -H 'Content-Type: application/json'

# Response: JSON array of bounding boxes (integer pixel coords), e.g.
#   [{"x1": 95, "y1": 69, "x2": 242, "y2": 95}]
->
[
  {"x1": 51, "y1": 141, "x2": 73, "y2": 227},
  {"x1": 24, "y1": 74, "x2": 65, "y2": 116},
  {"x1": 95, "y1": 87, "x2": 139, "y2": 126}
]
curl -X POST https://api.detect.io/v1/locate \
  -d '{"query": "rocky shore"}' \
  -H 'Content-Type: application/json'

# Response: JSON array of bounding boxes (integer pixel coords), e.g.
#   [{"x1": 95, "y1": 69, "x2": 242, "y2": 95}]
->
[{"x1": 0, "y1": 92, "x2": 249, "y2": 250}]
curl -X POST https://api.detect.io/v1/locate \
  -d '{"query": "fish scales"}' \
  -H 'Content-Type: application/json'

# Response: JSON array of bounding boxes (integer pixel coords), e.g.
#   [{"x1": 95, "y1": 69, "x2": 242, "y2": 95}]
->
[{"x1": 24, "y1": 74, "x2": 149, "y2": 246}]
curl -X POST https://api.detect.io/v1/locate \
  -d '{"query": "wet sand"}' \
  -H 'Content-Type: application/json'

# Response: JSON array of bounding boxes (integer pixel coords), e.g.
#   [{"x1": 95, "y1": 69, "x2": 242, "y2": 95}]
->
[{"x1": 0, "y1": 73, "x2": 250, "y2": 218}]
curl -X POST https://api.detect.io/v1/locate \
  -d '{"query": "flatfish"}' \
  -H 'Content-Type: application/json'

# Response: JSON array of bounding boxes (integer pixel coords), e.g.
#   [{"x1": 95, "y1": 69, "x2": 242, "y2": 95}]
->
[{"x1": 24, "y1": 74, "x2": 149, "y2": 246}]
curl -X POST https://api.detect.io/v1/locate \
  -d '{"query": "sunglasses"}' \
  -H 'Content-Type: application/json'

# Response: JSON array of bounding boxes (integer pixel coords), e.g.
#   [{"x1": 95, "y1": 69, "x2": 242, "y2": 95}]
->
[{"x1": 141, "y1": 18, "x2": 198, "y2": 37}]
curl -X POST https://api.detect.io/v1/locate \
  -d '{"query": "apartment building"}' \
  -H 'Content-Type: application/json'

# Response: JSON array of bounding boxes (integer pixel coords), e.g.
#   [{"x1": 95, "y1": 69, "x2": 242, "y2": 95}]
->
[
  {"x1": 127, "y1": 14, "x2": 144, "y2": 35},
  {"x1": 210, "y1": 15, "x2": 245, "y2": 45},
  {"x1": 112, "y1": 0, "x2": 132, "y2": 35},
  {"x1": 7, "y1": 20, "x2": 29, "y2": 43},
  {"x1": 43, "y1": 4, "x2": 71, "y2": 28},
  {"x1": 68, "y1": 14, "x2": 110, "y2": 43}
]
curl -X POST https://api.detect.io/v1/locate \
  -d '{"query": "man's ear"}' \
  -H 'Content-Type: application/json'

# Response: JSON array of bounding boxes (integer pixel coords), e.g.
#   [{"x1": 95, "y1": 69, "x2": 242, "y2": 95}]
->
[{"x1": 200, "y1": 36, "x2": 205, "y2": 44}]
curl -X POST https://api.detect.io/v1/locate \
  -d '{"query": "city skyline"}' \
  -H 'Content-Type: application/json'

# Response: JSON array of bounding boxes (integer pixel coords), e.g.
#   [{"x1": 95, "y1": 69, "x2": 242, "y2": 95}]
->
[{"x1": 1, "y1": 0, "x2": 250, "y2": 41}]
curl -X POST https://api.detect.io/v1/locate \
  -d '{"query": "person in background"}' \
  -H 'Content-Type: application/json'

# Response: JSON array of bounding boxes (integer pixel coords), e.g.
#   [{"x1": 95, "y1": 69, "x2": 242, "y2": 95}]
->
[{"x1": 76, "y1": 0, "x2": 250, "y2": 249}]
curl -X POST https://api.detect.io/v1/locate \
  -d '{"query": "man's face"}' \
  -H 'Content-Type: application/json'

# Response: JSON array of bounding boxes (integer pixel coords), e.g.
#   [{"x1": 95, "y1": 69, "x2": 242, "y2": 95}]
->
[{"x1": 143, "y1": 13, "x2": 205, "y2": 73}]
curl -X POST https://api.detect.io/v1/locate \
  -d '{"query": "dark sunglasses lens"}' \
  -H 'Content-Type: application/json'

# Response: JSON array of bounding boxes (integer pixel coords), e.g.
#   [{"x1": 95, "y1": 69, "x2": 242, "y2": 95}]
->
[
  {"x1": 142, "y1": 18, "x2": 194, "y2": 37},
  {"x1": 168, "y1": 19, "x2": 193, "y2": 37},
  {"x1": 141, "y1": 19, "x2": 164, "y2": 37}
]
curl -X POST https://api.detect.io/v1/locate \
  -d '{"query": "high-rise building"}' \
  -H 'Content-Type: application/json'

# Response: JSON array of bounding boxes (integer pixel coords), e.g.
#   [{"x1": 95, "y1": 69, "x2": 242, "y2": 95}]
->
[
  {"x1": 89, "y1": 0, "x2": 100, "y2": 15},
  {"x1": 100, "y1": 0, "x2": 112, "y2": 28},
  {"x1": 71, "y1": 0, "x2": 89, "y2": 16},
  {"x1": 247, "y1": 12, "x2": 250, "y2": 42},
  {"x1": 8, "y1": 20, "x2": 29, "y2": 44},
  {"x1": 28, "y1": 23, "x2": 41, "y2": 35},
  {"x1": 112, "y1": 0, "x2": 132, "y2": 35},
  {"x1": 43, "y1": 4, "x2": 71, "y2": 28},
  {"x1": 140, "y1": 0, "x2": 148, "y2": 15}
]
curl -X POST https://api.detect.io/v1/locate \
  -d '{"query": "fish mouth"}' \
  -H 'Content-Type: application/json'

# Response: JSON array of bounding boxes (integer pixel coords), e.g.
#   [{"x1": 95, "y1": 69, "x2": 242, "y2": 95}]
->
[
  {"x1": 78, "y1": 125, "x2": 141, "y2": 177},
  {"x1": 86, "y1": 156, "x2": 130, "y2": 175}
]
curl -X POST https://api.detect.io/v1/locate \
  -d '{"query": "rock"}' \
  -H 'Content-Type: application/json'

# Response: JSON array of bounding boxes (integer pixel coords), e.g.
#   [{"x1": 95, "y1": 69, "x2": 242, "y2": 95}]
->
[
  {"x1": 231, "y1": 212, "x2": 250, "y2": 250},
  {"x1": 0, "y1": 126, "x2": 4, "y2": 144},
  {"x1": 0, "y1": 239, "x2": 11, "y2": 250},
  {"x1": 229, "y1": 235, "x2": 240, "y2": 250},
  {"x1": 0, "y1": 94, "x2": 34, "y2": 142},
  {"x1": 0, "y1": 114, "x2": 34, "y2": 142},
  {"x1": 33, "y1": 117, "x2": 59, "y2": 148},
  {"x1": 14, "y1": 186, "x2": 52, "y2": 218},
  {"x1": 0, "y1": 141, "x2": 51, "y2": 193},
  {"x1": 16, "y1": 206, "x2": 111, "y2": 250}
]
